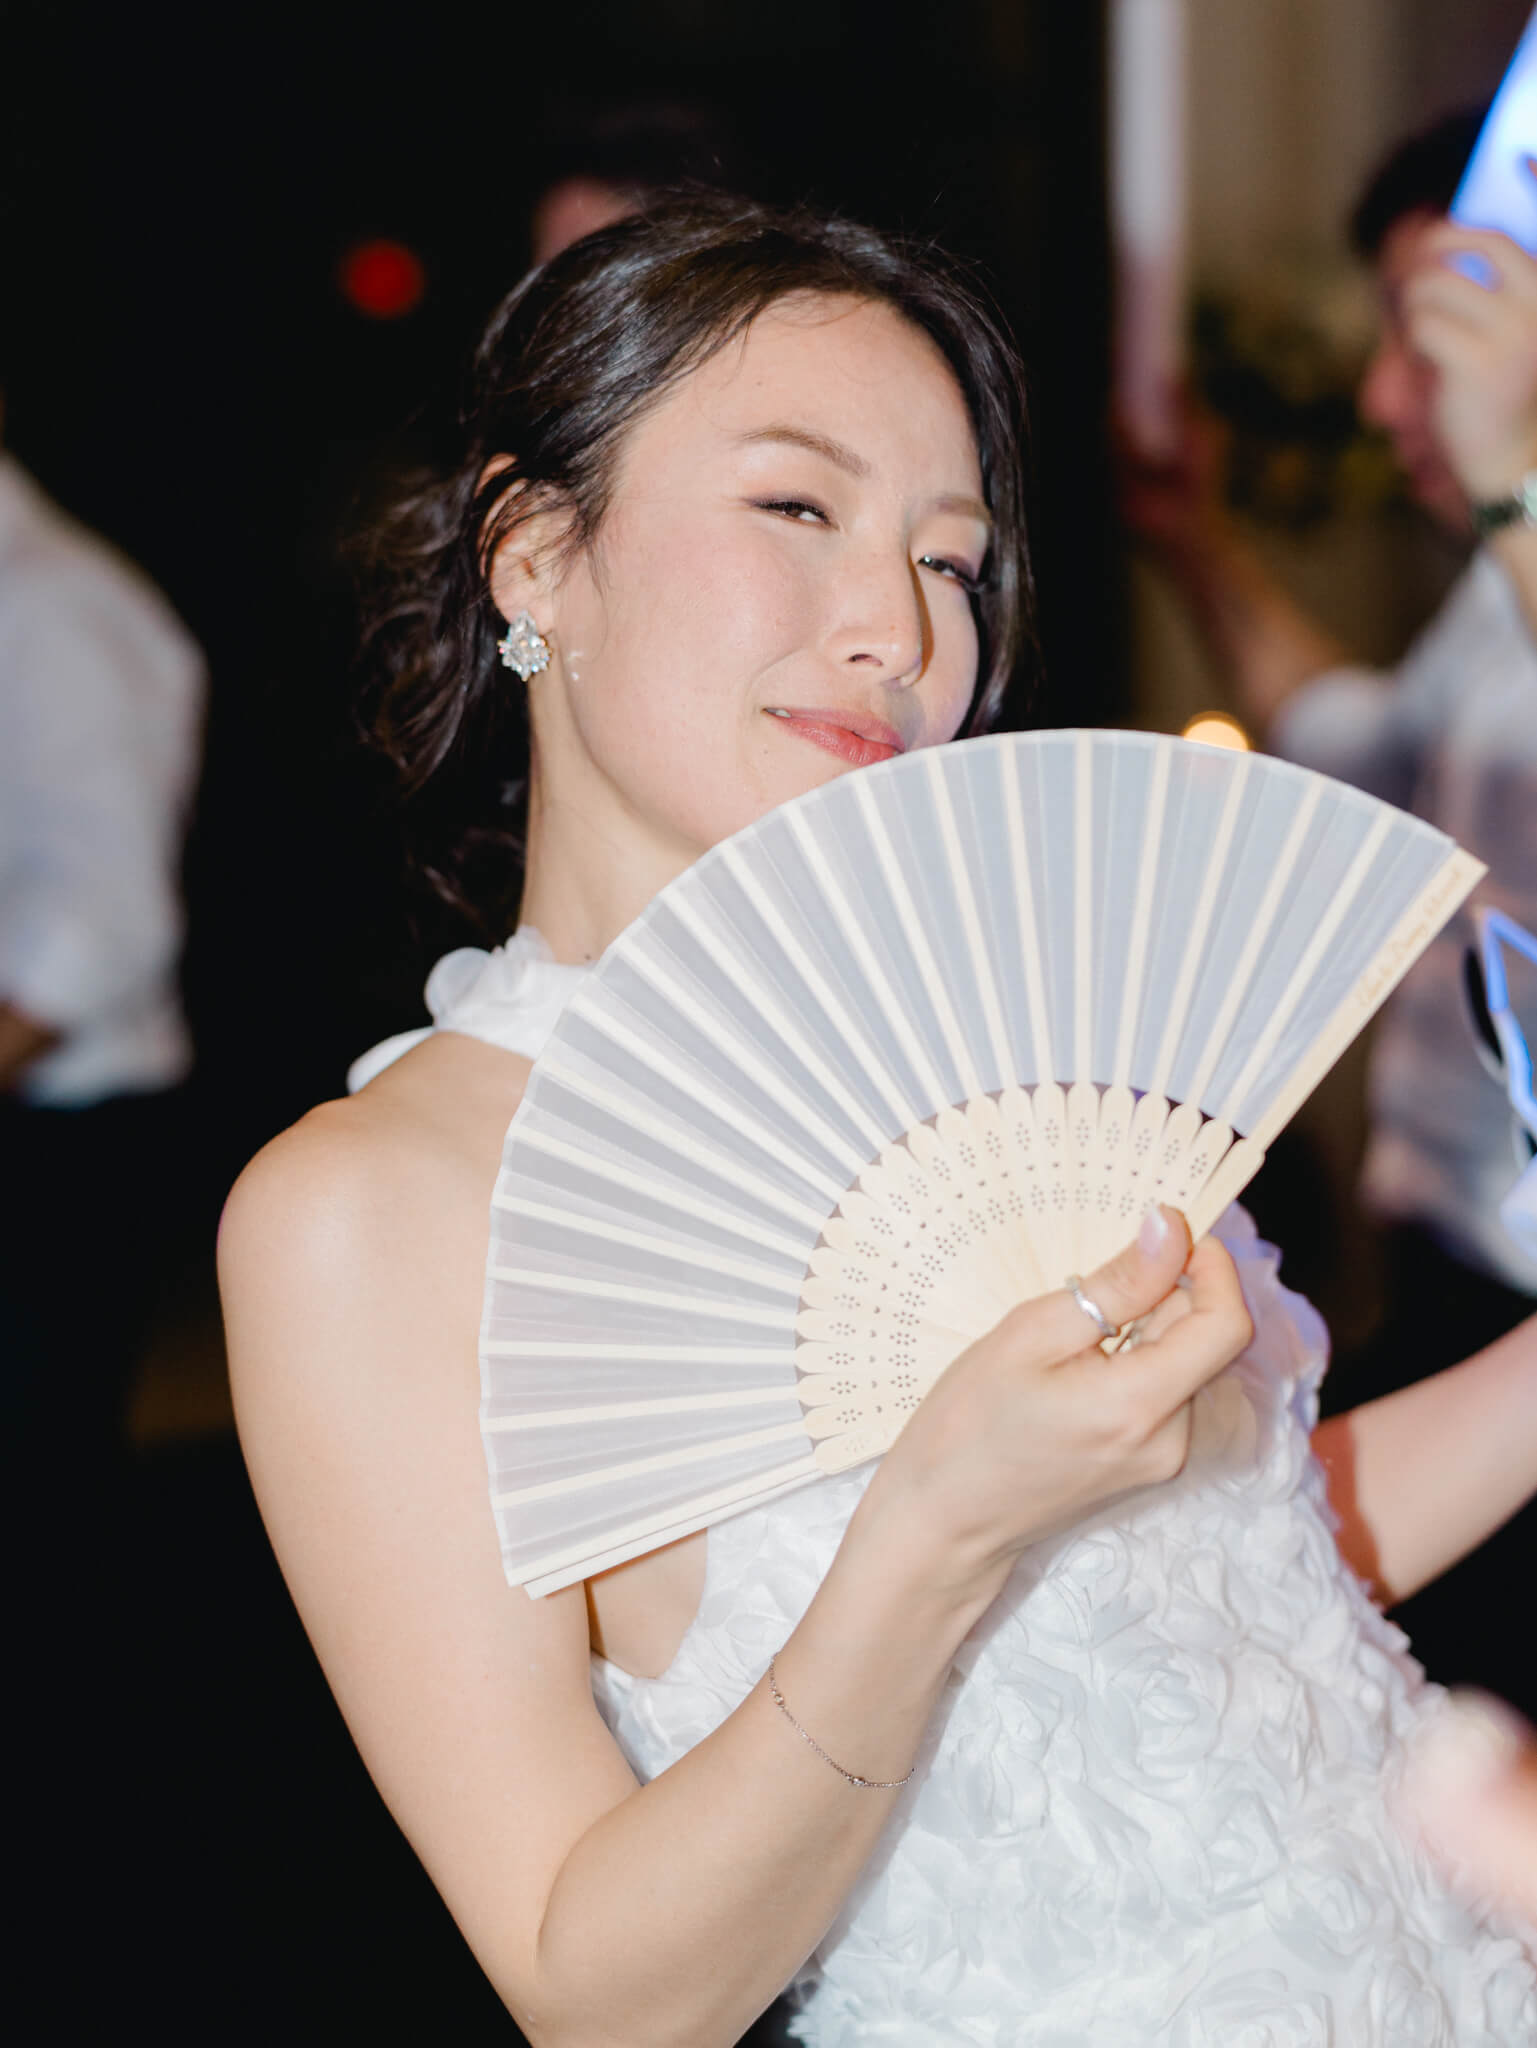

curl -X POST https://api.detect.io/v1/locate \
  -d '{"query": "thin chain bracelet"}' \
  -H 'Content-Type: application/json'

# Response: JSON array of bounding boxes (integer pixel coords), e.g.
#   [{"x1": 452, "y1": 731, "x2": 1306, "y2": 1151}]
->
[{"x1": 766, "y1": 1656, "x2": 916, "y2": 1791}]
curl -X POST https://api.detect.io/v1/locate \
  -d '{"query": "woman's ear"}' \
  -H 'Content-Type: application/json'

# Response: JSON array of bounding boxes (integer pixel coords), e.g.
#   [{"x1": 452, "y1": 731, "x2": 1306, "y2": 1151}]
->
[{"x1": 479, "y1": 458, "x2": 572, "y2": 632}]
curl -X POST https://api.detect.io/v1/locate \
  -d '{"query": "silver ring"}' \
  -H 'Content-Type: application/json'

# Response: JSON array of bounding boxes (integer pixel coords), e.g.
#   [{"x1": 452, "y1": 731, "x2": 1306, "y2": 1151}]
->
[{"x1": 1065, "y1": 1274, "x2": 1121, "y2": 1343}]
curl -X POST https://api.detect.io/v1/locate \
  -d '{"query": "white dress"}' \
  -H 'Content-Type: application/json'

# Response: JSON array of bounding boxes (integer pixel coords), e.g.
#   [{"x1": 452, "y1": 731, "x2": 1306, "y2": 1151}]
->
[{"x1": 359, "y1": 935, "x2": 1537, "y2": 2046}]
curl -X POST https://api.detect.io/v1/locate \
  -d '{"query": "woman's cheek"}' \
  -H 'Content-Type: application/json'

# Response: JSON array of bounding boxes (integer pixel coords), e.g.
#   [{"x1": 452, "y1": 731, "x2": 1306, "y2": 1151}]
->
[
  {"x1": 693, "y1": 525, "x2": 817, "y2": 664},
  {"x1": 924, "y1": 614, "x2": 981, "y2": 744}
]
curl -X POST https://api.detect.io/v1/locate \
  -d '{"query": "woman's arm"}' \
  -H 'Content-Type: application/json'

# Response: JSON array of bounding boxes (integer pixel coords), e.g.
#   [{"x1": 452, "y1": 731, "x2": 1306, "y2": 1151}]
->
[
  {"x1": 1313, "y1": 1313, "x2": 1537, "y2": 1607},
  {"x1": 222, "y1": 1107, "x2": 1249, "y2": 2048}
]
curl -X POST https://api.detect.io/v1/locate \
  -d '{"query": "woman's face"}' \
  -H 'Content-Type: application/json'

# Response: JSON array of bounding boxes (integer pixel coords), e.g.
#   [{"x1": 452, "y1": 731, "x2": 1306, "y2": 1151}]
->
[{"x1": 511, "y1": 293, "x2": 991, "y2": 875}]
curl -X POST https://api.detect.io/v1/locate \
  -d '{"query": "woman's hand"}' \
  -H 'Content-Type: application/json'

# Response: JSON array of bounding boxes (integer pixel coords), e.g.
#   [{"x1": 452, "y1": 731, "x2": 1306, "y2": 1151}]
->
[{"x1": 856, "y1": 1207, "x2": 1254, "y2": 1606}]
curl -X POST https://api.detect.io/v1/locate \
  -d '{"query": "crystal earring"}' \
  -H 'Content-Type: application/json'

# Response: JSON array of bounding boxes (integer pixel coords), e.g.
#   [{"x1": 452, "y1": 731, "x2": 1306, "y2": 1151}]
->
[{"x1": 497, "y1": 609, "x2": 551, "y2": 680}]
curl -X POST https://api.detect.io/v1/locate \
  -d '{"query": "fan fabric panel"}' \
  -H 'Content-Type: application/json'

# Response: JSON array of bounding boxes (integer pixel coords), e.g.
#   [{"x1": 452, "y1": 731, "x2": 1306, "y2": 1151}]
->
[{"x1": 481, "y1": 730, "x2": 1482, "y2": 1594}]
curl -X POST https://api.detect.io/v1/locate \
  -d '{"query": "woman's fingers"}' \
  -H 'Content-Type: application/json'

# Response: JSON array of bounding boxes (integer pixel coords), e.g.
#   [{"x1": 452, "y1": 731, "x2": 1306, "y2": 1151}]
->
[
  {"x1": 1060, "y1": 1237, "x2": 1251, "y2": 1491},
  {"x1": 1116, "y1": 1282, "x2": 1194, "y2": 1351},
  {"x1": 1131, "y1": 1402, "x2": 1197, "y2": 1489},
  {"x1": 886, "y1": 1221, "x2": 1252, "y2": 1574},
  {"x1": 1096, "y1": 1235, "x2": 1253, "y2": 1418},
  {"x1": 1013, "y1": 1206, "x2": 1193, "y2": 1362}
]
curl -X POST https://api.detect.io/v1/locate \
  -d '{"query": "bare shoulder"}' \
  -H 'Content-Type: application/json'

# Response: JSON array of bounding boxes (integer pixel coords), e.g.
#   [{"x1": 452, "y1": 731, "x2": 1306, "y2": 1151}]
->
[
  {"x1": 218, "y1": 1095, "x2": 417, "y2": 1304},
  {"x1": 219, "y1": 1031, "x2": 530, "y2": 1385},
  {"x1": 217, "y1": 1035, "x2": 631, "y2": 1999},
  {"x1": 217, "y1": 1033, "x2": 531, "y2": 1595},
  {"x1": 222, "y1": 1028, "x2": 529, "y2": 1250},
  {"x1": 217, "y1": 1029, "x2": 534, "y2": 1514}
]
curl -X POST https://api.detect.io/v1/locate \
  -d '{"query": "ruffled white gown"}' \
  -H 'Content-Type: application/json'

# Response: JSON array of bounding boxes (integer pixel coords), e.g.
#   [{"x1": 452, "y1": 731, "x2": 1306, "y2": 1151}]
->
[{"x1": 359, "y1": 934, "x2": 1537, "y2": 2047}]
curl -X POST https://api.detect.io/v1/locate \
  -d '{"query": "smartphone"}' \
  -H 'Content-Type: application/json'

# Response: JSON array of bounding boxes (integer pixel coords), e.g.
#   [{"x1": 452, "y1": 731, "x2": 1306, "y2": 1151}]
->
[{"x1": 1451, "y1": 4, "x2": 1537, "y2": 254}]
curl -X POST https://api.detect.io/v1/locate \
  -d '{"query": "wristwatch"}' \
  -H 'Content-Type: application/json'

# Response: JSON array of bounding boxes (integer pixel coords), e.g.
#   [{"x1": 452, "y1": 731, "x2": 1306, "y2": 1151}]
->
[{"x1": 1472, "y1": 468, "x2": 1537, "y2": 537}]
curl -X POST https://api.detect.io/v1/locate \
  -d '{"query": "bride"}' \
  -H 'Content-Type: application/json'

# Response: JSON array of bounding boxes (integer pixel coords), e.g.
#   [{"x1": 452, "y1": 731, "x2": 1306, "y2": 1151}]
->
[{"x1": 219, "y1": 196, "x2": 1537, "y2": 2043}]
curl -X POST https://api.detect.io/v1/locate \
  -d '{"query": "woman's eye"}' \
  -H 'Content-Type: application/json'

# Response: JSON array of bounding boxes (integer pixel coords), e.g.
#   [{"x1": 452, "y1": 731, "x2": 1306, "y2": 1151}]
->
[
  {"x1": 755, "y1": 498, "x2": 829, "y2": 525},
  {"x1": 918, "y1": 553, "x2": 984, "y2": 597}
]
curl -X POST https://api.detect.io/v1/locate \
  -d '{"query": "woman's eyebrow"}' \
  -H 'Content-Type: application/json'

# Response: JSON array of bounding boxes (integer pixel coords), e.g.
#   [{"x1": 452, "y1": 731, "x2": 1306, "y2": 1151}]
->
[
  {"x1": 734, "y1": 423, "x2": 991, "y2": 527},
  {"x1": 935, "y1": 492, "x2": 993, "y2": 531},
  {"x1": 734, "y1": 423, "x2": 872, "y2": 477}
]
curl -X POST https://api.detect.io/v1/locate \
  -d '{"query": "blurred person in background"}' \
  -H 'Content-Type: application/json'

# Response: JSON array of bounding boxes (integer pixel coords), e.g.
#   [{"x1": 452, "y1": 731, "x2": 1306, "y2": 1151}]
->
[
  {"x1": 0, "y1": 405, "x2": 205, "y2": 1480},
  {"x1": 529, "y1": 97, "x2": 761, "y2": 265},
  {"x1": 1124, "y1": 114, "x2": 1537, "y2": 1706}
]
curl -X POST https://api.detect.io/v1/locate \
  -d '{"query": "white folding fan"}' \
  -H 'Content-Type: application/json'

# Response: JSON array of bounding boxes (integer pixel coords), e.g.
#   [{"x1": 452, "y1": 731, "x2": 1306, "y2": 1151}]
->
[{"x1": 479, "y1": 728, "x2": 1482, "y2": 1596}]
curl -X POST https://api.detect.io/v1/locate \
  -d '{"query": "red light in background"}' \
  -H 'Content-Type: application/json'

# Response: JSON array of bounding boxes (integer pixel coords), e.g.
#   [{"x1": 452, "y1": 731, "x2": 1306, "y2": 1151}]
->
[{"x1": 339, "y1": 238, "x2": 426, "y2": 319}]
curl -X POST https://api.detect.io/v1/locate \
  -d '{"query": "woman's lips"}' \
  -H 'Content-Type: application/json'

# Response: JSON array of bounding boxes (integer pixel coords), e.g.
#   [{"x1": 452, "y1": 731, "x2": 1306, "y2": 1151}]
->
[{"x1": 764, "y1": 708, "x2": 904, "y2": 768}]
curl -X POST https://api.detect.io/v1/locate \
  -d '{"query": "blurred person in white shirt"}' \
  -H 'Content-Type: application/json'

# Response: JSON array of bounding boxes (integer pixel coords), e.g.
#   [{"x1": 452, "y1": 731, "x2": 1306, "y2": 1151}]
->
[
  {"x1": 1123, "y1": 113, "x2": 1537, "y2": 1708},
  {"x1": 0, "y1": 427, "x2": 205, "y2": 1464},
  {"x1": 1125, "y1": 113, "x2": 1537, "y2": 1343}
]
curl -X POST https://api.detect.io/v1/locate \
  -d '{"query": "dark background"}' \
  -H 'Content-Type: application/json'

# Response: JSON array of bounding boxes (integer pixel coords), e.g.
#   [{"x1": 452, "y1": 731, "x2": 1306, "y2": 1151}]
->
[
  {"x1": 7, "y1": 3, "x2": 1116, "y2": 2037},
  {"x1": 7, "y1": 0, "x2": 1117, "y2": 1193}
]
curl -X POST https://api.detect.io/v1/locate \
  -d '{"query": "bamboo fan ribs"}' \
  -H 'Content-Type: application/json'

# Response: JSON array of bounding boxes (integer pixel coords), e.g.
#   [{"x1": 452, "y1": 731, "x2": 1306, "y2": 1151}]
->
[{"x1": 479, "y1": 729, "x2": 1483, "y2": 1595}]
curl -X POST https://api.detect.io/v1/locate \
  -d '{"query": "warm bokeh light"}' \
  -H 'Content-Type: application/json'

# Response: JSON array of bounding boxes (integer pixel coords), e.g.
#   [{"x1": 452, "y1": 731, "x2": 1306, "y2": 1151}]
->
[
  {"x1": 1181, "y1": 710, "x2": 1251, "y2": 752},
  {"x1": 338, "y1": 238, "x2": 426, "y2": 320}
]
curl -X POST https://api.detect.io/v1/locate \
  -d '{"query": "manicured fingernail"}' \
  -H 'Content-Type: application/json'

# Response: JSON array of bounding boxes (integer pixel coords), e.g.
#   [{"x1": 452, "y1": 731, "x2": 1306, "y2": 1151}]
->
[{"x1": 1138, "y1": 1205, "x2": 1171, "y2": 1256}]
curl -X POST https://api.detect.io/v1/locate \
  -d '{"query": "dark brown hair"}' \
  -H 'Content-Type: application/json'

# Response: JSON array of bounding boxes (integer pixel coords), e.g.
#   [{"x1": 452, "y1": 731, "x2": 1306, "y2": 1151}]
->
[
  {"x1": 359, "y1": 192, "x2": 1036, "y2": 933},
  {"x1": 1350, "y1": 108, "x2": 1486, "y2": 260}
]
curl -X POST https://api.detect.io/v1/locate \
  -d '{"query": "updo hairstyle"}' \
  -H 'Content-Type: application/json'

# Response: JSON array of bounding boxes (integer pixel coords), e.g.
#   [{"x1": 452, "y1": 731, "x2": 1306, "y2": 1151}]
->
[{"x1": 359, "y1": 192, "x2": 1035, "y2": 932}]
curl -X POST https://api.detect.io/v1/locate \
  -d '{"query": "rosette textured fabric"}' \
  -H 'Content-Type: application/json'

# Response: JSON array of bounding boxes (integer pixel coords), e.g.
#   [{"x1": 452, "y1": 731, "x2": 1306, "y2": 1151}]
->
[{"x1": 592, "y1": 1210, "x2": 1537, "y2": 2044}]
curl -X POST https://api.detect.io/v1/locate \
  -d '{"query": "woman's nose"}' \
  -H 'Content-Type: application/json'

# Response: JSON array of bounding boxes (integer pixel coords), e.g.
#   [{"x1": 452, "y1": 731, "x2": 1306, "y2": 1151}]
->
[{"x1": 826, "y1": 553, "x2": 929, "y2": 686}]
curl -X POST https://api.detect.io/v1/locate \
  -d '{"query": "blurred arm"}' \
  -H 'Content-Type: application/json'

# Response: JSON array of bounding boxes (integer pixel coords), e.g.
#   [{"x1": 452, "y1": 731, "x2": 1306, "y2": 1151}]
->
[
  {"x1": 1153, "y1": 518, "x2": 1350, "y2": 732},
  {"x1": 1314, "y1": 1314, "x2": 1537, "y2": 1605},
  {"x1": 1118, "y1": 403, "x2": 1351, "y2": 730},
  {"x1": 1123, "y1": 397, "x2": 1468, "y2": 813}
]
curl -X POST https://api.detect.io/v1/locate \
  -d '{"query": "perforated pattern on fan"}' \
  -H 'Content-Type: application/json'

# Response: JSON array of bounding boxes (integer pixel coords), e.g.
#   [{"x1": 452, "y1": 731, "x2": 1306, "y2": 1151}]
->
[{"x1": 797, "y1": 1081, "x2": 1256, "y2": 1471}]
